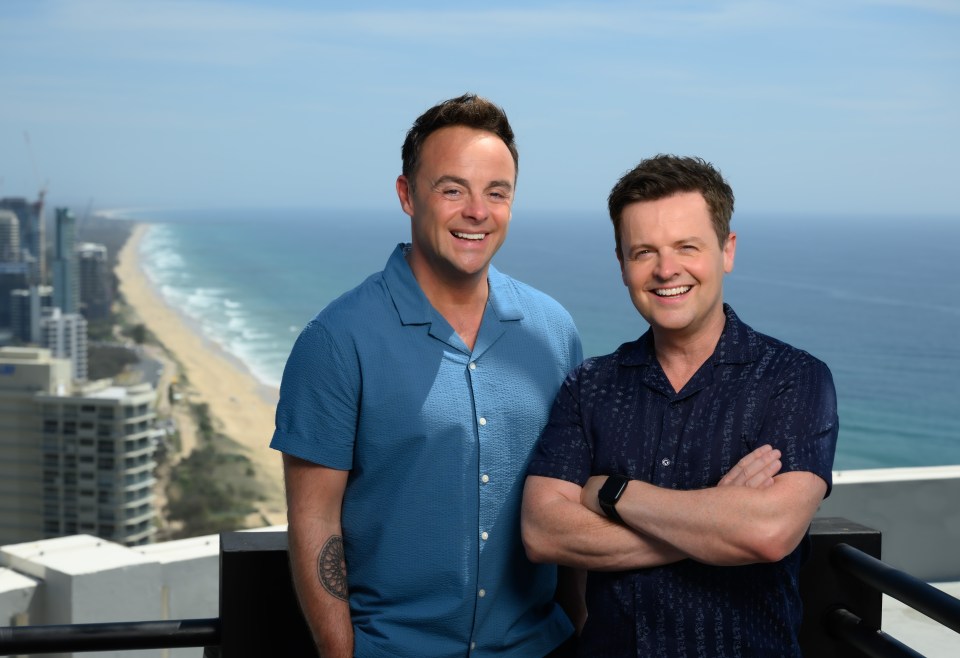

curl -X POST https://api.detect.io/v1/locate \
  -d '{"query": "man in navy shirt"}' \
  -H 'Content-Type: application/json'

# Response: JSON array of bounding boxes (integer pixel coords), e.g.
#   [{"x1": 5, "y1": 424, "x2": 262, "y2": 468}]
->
[{"x1": 522, "y1": 155, "x2": 838, "y2": 657}]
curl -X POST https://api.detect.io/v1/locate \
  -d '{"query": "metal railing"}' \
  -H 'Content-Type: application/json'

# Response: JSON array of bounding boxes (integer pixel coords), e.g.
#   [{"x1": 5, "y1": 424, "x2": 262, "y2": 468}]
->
[
  {"x1": 0, "y1": 618, "x2": 219, "y2": 655},
  {"x1": 824, "y1": 542, "x2": 960, "y2": 657},
  {"x1": 825, "y1": 608, "x2": 924, "y2": 658},
  {"x1": 1, "y1": 519, "x2": 958, "y2": 656}
]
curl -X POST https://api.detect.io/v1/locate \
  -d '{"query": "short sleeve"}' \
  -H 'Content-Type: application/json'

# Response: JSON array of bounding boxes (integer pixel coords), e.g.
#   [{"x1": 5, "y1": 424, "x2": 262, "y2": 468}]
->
[
  {"x1": 527, "y1": 366, "x2": 593, "y2": 486},
  {"x1": 270, "y1": 317, "x2": 360, "y2": 470},
  {"x1": 759, "y1": 356, "x2": 839, "y2": 496}
]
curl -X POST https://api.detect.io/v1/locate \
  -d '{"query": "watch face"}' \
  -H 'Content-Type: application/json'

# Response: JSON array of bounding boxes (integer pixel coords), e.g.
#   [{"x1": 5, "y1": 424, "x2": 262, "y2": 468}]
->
[
  {"x1": 600, "y1": 475, "x2": 629, "y2": 503},
  {"x1": 598, "y1": 475, "x2": 629, "y2": 524}
]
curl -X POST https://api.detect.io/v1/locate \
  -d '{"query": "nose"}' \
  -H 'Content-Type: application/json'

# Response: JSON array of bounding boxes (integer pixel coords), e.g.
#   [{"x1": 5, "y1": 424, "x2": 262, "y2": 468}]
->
[
  {"x1": 462, "y1": 192, "x2": 489, "y2": 222},
  {"x1": 653, "y1": 249, "x2": 679, "y2": 281}
]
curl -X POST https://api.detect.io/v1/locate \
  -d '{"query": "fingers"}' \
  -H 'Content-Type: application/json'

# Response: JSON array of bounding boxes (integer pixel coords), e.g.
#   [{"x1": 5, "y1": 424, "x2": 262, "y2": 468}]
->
[
  {"x1": 718, "y1": 445, "x2": 782, "y2": 489},
  {"x1": 743, "y1": 455, "x2": 781, "y2": 489}
]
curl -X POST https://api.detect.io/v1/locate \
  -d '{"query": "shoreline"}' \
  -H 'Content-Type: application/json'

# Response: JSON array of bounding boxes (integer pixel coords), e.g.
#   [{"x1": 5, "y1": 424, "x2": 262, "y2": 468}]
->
[{"x1": 115, "y1": 222, "x2": 287, "y2": 527}]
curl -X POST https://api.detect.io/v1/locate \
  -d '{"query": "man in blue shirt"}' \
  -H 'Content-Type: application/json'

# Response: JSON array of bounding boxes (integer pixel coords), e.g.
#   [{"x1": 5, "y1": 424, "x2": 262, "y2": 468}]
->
[
  {"x1": 271, "y1": 94, "x2": 585, "y2": 657},
  {"x1": 522, "y1": 155, "x2": 839, "y2": 657}
]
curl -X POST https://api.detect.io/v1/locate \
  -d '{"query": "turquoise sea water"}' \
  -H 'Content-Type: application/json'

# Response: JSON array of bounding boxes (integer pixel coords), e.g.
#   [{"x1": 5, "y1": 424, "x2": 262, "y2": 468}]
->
[{"x1": 127, "y1": 207, "x2": 960, "y2": 471}]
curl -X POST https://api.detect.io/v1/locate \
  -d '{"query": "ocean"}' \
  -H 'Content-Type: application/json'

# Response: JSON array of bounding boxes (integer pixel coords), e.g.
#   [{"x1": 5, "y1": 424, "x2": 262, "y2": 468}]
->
[{"x1": 127, "y1": 207, "x2": 960, "y2": 471}]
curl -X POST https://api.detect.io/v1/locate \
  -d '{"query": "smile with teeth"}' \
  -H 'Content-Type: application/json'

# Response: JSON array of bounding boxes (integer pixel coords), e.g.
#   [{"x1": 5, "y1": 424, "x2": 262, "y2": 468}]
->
[
  {"x1": 653, "y1": 285, "x2": 692, "y2": 297},
  {"x1": 452, "y1": 231, "x2": 485, "y2": 241}
]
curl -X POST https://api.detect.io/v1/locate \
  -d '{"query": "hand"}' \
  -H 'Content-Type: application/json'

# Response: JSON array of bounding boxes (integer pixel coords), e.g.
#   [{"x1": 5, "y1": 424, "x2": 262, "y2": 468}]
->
[{"x1": 718, "y1": 444, "x2": 781, "y2": 489}]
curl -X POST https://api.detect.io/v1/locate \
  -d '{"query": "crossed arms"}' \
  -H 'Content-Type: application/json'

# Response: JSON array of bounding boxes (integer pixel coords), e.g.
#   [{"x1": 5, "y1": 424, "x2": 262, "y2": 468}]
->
[{"x1": 521, "y1": 445, "x2": 827, "y2": 571}]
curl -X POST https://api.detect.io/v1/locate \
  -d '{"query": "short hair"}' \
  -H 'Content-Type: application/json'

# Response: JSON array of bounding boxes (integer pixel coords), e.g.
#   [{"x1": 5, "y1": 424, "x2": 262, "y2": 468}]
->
[
  {"x1": 401, "y1": 93, "x2": 518, "y2": 186},
  {"x1": 607, "y1": 154, "x2": 735, "y2": 256}
]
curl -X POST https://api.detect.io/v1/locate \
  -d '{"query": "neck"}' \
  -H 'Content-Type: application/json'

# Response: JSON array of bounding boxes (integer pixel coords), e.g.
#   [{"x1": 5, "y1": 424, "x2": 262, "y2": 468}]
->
[
  {"x1": 406, "y1": 251, "x2": 489, "y2": 350},
  {"x1": 652, "y1": 309, "x2": 726, "y2": 392}
]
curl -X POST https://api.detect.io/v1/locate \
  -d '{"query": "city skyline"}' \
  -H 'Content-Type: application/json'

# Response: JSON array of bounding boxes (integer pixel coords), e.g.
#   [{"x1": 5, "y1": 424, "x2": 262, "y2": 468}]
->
[{"x1": 1, "y1": 0, "x2": 958, "y2": 218}]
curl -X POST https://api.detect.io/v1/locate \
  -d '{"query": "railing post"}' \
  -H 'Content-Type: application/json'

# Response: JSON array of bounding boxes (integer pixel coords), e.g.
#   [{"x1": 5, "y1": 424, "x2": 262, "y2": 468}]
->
[
  {"x1": 217, "y1": 531, "x2": 315, "y2": 657},
  {"x1": 799, "y1": 517, "x2": 882, "y2": 657}
]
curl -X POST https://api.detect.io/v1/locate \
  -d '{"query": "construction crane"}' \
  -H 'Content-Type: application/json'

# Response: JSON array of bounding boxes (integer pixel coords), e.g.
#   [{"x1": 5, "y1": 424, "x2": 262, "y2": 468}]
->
[
  {"x1": 23, "y1": 131, "x2": 49, "y2": 201},
  {"x1": 23, "y1": 131, "x2": 49, "y2": 282}
]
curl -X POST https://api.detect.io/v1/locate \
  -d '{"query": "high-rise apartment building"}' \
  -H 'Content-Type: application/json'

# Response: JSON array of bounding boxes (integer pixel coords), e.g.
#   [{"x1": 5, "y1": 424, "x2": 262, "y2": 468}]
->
[
  {"x1": 77, "y1": 242, "x2": 112, "y2": 321},
  {"x1": 52, "y1": 208, "x2": 79, "y2": 315},
  {"x1": 0, "y1": 210, "x2": 20, "y2": 262},
  {"x1": 0, "y1": 347, "x2": 160, "y2": 547},
  {"x1": 0, "y1": 262, "x2": 30, "y2": 334},
  {"x1": 40, "y1": 307, "x2": 89, "y2": 382},
  {"x1": 0, "y1": 196, "x2": 44, "y2": 284},
  {"x1": 9, "y1": 285, "x2": 54, "y2": 343}
]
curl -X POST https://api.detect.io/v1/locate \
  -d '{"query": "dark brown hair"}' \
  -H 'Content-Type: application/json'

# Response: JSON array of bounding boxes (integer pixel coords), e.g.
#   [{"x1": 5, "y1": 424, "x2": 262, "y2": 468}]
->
[
  {"x1": 401, "y1": 93, "x2": 518, "y2": 186},
  {"x1": 608, "y1": 154, "x2": 735, "y2": 256}
]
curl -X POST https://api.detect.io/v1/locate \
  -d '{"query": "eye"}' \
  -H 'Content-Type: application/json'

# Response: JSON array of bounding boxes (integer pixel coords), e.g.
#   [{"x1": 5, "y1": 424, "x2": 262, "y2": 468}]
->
[{"x1": 441, "y1": 188, "x2": 463, "y2": 198}]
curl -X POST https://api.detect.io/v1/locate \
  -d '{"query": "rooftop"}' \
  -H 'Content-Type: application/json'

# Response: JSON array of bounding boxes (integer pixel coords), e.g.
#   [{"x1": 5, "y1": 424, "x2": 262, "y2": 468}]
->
[{"x1": 1, "y1": 534, "x2": 155, "y2": 578}]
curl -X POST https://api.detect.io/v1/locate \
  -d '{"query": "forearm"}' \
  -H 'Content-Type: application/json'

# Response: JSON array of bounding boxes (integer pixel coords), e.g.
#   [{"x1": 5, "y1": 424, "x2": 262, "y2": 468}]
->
[
  {"x1": 614, "y1": 472, "x2": 826, "y2": 566},
  {"x1": 283, "y1": 456, "x2": 353, "y2": 657},
  {"x1": 288, "y1": 521, "x2": 354, "y2": 657},
  {"x1": 521, "y1": 477, "x2": 684, "y2": 571}
]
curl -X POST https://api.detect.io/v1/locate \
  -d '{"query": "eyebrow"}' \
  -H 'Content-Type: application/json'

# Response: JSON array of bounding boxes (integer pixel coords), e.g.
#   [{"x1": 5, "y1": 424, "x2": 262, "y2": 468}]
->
[
  {"x1": 674, "y1": 236, "x2": 707, "y2": 245},
  {"x1": 626, "y1": 236, "x2": 708, "y2": 250},
  {"x1": 432, "y1": 175, "x2": 514, "y2": 192}
]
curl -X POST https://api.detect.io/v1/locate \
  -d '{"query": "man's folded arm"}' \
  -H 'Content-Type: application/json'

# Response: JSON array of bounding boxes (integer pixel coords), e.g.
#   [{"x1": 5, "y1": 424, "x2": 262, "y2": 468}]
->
[
  {"x1": 521, "y1": 444, "x2": 783, "y2": 570},
  {"x1": 522, "y1": 474, "x2": 685, "y2": 571},
  {"x1": 582, "y1": 469, "x2": 827, "y2": 567}
]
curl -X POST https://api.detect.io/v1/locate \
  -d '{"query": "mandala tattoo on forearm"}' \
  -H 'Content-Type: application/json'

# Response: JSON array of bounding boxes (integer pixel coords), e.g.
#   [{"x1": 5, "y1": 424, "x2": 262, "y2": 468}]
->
[{"x1": 318, "y1": 535, "x2": 348, "y2": 601}]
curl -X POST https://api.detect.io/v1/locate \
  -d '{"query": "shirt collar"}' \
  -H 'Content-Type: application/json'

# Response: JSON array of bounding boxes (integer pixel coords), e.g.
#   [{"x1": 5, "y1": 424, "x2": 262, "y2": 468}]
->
[
  {"x1": 382, "y1": 243, "x2": 524, "y2": 326},
  {"x1": 620, "y1": 304, "x2": 757, "y2": 367}
]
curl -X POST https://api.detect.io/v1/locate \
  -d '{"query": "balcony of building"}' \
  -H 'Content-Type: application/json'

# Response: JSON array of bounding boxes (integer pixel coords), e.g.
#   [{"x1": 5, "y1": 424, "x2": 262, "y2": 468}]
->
[{"x1": 1, "y1": 465, "x2": 959, "y2": 657}]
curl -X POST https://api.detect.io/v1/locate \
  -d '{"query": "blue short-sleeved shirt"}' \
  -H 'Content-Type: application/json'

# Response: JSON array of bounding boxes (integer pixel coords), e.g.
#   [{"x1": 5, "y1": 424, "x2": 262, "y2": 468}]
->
[
  {"x1": 528, "y1": 305, "x2": 838, "y2": 658},
  {"x1": 272, "y1": 244, "x2": 582, "y2": 658}
]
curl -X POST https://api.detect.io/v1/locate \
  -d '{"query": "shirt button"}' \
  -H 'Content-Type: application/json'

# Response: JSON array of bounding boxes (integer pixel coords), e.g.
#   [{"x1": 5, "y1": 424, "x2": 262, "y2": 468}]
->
[
  {"x1": 661, "y1": 458, "x2": 671, "y2": 466},
  {"x1": 481, "y1": 531, "x2": 489, "y2": 541},
  {"x1": 469, "y1": 362, "x2": 477, "y2": 370},
  {"x1": 478, "y1": 588, "x2": 486, "y2": 598},
  {"x1": 471, "y1": 642, "x2": 476, "y2": 650},
  {"x1": 480, "y1": 474, "x2": 490, "y2": 484},
  {"x1": 478, "y1": 417, "x2": 487, "y2": 426}
]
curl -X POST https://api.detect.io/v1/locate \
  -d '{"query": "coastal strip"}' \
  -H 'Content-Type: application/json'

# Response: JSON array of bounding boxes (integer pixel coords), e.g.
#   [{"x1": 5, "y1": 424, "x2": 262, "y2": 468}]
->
[{"x1": 115, "y1": 222, "x2": 287, "y2": 527}]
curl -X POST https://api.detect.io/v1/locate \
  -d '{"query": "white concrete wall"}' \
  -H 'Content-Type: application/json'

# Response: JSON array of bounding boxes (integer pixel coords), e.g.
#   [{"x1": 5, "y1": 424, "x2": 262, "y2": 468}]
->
[
  {"x1": 817, "y1": 465, "x2": 960, "y2": 582},
  {"x1": 137, "y1": 535, "x2": 219, "y2": 658},
  {"x1": 0, "y1": 567, "x2": 37, "y2": 626}
]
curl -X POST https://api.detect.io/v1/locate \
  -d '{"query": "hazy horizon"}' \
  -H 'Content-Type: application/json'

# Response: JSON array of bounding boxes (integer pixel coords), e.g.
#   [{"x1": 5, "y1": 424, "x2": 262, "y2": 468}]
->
[{"x1": 1, "y1": 1, "x2": 958, "y2": 220}]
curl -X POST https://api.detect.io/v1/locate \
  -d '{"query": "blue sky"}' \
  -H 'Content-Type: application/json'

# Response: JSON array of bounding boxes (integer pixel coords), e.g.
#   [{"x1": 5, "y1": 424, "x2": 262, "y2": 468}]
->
[{"x1": 1, "y1": 0, "x2": 957, "y2": 217}]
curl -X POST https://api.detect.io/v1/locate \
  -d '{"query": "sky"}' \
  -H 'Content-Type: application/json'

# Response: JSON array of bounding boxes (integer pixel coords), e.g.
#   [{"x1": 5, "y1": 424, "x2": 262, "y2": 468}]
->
[{"x1": 0, "y1": 0, "x2": 958, "y2": 217}]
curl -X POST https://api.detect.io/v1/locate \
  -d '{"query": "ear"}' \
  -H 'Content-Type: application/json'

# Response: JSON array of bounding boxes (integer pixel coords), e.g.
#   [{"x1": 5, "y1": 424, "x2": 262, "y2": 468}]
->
[
  {"x1": 396, "y1": 175, "x2": 415, "y2": 217},
  {"x1": 722, "y1": 232, "x2": 737, "y2": 274}
]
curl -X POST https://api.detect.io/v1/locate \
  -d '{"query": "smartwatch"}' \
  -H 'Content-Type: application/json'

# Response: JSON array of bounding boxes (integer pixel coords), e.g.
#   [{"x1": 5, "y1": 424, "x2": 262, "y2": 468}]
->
[{"x1": 598, "y1": 474, "x2": 631, "y2": 524}]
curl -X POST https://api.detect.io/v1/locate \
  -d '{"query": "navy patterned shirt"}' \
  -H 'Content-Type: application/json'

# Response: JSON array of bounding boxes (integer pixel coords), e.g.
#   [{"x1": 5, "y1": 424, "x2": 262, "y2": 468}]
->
[{"x1": 528, "y1": 305, "x2": 838, "y2": 657}]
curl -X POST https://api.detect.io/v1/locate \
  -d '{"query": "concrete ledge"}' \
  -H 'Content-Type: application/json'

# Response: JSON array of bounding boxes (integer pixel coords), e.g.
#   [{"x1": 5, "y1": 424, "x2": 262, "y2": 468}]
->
[{"x1": 819, "y1": 466, "x2": 960, "y2": 581}]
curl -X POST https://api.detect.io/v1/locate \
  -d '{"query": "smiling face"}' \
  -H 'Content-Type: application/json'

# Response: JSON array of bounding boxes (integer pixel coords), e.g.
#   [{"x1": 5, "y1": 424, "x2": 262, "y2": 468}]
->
[
  {"x1": 618, "y1": 191, "x2": 736, "y2": 345},
  {"x1": 396, "y1": 125, "x2": 515, "y2": 296}
]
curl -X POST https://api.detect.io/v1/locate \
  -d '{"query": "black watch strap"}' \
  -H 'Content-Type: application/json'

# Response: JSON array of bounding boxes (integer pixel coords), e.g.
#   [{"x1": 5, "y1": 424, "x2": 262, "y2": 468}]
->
[{"x1": 598, "y1": 474, "x2": 630, "y2": 524}]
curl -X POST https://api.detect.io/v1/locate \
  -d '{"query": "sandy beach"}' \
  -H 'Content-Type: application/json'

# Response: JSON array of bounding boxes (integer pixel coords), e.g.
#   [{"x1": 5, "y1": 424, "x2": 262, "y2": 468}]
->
[{"x1": 116, "y1": 223, "x2": 287, "y2": 527}]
